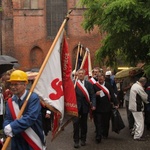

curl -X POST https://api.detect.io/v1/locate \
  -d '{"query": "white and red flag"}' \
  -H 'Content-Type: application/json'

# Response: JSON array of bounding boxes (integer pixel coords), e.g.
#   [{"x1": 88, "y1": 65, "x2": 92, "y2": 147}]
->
[
  {"x1": 34, "y1": 31, "x2": 64, "y2": 138},
  {"x1": 34, "y1": 30, "x2": 78, "y2": 139}
]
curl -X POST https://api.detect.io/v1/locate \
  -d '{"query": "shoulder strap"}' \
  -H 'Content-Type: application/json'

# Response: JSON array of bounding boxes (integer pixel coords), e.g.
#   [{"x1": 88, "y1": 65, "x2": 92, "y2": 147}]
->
[
  {"x1": 7, "y1": 98, "x2": 17, "y2": 120},
  {"x1": 95, "y1": 82, "x2": 110, "y2": 101},
  {"x1": 76, "y1": 81, "x2": 90, "y2": 104},
  {"x1": 7, "y1": 98, "x2": 43, "y2": 150},
  {"x1": 89, "y1": 77, "x2": 96, "y2": 85}
]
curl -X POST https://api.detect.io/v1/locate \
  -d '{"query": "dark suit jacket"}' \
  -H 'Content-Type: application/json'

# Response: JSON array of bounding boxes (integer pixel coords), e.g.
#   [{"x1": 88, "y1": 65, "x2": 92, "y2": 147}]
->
[
  {"x1": 93, "y1": 82, "x2": 118, "y2": 113},
  {"x1": 75, "y1": 80, "x2": 96, "y2": 114}
]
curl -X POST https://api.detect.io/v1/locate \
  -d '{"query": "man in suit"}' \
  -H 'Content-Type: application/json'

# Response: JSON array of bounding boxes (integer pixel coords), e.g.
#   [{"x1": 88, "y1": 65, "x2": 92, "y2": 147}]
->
[
  {"x1": 73, "y1": 69, "x2": 96, "y2": 148},
  {"x1": 89, "y1": 67, "x2": 102, "y2": 84},
  {"x1": 93, "y1": 73, "x2": 119, "y2": 143}
]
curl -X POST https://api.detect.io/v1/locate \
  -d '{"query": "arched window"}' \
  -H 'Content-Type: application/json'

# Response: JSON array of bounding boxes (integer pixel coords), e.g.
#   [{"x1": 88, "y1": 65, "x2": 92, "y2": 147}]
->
[
  {"x1": 72, "y1": 44, "x2": 86, "y2": 70},
  {"x1": 30, "y1": 46, "x2": 44, "y2": 68},
  {"x1": 46, "y1": 0, "x2": 67, "y2": 38}
]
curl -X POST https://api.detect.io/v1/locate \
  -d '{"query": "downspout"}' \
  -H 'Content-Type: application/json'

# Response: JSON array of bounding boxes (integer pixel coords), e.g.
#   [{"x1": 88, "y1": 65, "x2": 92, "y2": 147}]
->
[{"x1": 0, "y1": 2, "x2": 2, "y2": 55}]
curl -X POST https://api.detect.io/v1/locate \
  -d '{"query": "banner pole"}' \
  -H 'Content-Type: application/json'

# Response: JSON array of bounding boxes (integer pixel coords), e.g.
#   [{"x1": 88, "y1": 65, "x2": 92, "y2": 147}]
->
[
  {"x1": 74, "y1": 42, "x2": 81, "y2": 72},
  {"x1": 80, "y1": 50, "x2": 88, "y2": 69}
]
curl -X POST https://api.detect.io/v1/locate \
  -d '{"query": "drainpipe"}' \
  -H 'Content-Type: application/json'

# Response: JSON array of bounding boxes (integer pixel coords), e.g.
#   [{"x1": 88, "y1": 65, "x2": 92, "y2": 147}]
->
[{"x1": 0, "y1": 2, "x2": 2, "y2": 55}]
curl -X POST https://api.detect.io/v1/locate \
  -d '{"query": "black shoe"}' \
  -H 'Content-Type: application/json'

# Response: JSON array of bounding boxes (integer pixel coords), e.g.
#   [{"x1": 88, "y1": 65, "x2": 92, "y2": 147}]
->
[
  {"x1": 96, "y1": 137, "x2": 101, "y2": 144},
  {"x1": 81, "y1": 141, "x2": 86, "y2": 146},
  {"x1": 134, "y1": 137, "x2": 146, "y2": 141},
  {"x1": 74, "y1": 142, "x2": 79, "y2": 148},
  {"x1": 102, "y1": 136, "x2": 108, "y2": 139}
]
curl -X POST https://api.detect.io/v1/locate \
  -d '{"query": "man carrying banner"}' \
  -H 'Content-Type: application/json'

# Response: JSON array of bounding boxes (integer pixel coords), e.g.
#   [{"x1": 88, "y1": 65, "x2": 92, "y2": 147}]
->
[
  {"x1": 93, "y1": 73, "x2": 119, "y2": 143},
  {"x1": 3, "y1": 70, "x2": 45, "y2": 150},
  {"x1": 73, "y1": 69, "x2": 96, "y2": 148}
]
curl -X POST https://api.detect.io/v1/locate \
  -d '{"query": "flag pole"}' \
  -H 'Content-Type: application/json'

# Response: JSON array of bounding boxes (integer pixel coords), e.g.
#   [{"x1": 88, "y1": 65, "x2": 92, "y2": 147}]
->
[
  {"x1": 80, "y1": 50, "x2": 88, "y2": 69},
  {"x1": 74, "y1": 42, "x2": 81, "y2": 72},
  {"x1": 86, "y1": 48, "x2": 92, "y2": 74},
  {"x1": 2, "y1": 9, "x2": 73, "y2": 150}
]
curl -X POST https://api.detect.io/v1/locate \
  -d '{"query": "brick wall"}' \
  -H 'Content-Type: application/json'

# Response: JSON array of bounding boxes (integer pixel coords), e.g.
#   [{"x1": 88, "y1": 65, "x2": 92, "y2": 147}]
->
[{"x1": 1, "y1": 0, "x2": 102, "y2": 71}]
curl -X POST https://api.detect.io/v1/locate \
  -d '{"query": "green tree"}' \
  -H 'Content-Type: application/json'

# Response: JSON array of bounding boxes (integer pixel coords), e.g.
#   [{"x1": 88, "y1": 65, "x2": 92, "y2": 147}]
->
[{"x1": 80, "y1": 0, "x2": 150, "y2": 76}]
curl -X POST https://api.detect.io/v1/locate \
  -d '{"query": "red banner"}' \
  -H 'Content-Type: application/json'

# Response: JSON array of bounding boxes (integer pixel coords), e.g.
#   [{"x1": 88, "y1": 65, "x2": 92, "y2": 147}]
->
[{"x1": 61, "y1": 37, "x2": 78, "y2": 116}]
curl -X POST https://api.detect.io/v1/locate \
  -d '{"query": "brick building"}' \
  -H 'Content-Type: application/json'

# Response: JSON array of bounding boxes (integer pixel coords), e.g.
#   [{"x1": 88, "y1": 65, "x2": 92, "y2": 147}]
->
[{"x1": 1, "y1": 0, "x2": 102, "y2": 71}]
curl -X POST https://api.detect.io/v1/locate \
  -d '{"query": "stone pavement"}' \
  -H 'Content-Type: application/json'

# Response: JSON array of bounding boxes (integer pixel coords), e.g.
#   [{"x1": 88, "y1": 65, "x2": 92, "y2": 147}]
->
[
  {"x1": 4, "y1": 107, "x2": 150, "y2": 150},
  {"x1": 46, "y1": 108, "x2": 150, "y2": 150}
]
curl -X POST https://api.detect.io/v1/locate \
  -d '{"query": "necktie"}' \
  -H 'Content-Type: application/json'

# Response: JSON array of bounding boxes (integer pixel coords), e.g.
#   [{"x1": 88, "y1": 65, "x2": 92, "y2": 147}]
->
[
  {"x1": 81, "y1": 81, "x2": 84, "y2": 86},
  {"x1": 18, "y1": 99, "x2": 22, "y2": 109}
]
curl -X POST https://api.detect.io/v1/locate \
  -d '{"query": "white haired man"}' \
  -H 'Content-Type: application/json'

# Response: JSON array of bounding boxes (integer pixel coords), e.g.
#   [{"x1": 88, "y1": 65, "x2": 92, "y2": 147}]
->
[{"x1": 129, "y1": 77, "x2": 149, "y2": 141}]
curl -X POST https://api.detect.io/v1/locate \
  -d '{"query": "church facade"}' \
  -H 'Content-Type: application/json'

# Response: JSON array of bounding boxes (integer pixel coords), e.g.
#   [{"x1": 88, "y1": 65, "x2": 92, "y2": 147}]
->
[{"x1": 1, "y1": 0, "x2": 102, "y2": 71}]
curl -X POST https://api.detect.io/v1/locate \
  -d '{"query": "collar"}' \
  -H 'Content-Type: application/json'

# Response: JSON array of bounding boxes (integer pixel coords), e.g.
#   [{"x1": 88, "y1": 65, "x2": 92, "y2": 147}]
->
[
  {"x1": 78, "y1": 80, "x2": 85, "y2": 86},
  {"x1": 15, "y1": 90, "x2": 28, "y2": 101},
  {"x1": 99, "y1": 81, "x2": 105, "y2": 86},
  {"x1": 136, "y1": 81, "x2": 143, "y2": 87}
]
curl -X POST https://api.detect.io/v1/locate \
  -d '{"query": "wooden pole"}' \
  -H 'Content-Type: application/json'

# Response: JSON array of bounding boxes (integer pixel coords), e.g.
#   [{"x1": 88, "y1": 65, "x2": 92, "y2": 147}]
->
[
  {"x1": 80, "y1": 50, "x2": 88, "y2": 69},
  {"x1": 87, "y1": 48, "x2": 92, "y2": 75},
  {"x1": 74, "y1": 42, "x2": 81, "y2": 72},
  {"x1": 2, "y1": 9, "x2": 73, "y2": 150}
]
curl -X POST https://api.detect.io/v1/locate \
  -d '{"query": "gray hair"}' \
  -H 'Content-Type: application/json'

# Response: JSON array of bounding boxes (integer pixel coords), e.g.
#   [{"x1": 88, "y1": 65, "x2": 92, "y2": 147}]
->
[{"x1": 139, "y1": 77, "x2": 147, "y2": 85}]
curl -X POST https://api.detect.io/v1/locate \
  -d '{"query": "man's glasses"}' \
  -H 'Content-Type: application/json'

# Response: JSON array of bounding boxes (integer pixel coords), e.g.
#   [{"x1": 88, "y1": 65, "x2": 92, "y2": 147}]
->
[{"x1": 10, "y1": 83, "x2": 24, "y2": 87}]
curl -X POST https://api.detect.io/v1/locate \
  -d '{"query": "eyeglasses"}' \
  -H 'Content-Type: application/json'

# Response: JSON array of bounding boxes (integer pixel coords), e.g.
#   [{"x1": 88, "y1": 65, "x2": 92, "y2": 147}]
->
[{"x1": 10, "y1": 83, "x2": 24, "y2": 87}]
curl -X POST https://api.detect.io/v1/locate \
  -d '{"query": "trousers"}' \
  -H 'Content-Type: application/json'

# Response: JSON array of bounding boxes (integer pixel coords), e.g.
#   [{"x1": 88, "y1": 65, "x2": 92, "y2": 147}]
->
[
  {"x1": 132, "y1": 111, "x2": 144, "y2": 139},
  {"x1": 73, "y1": 112, "x2": 88, "y2": 142}
]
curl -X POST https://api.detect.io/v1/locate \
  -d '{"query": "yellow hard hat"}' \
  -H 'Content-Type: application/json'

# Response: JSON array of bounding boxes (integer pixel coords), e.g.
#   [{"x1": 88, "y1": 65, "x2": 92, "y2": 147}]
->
[{"x1": 8, "y1": 70, "x2": 28, "y2": 83}]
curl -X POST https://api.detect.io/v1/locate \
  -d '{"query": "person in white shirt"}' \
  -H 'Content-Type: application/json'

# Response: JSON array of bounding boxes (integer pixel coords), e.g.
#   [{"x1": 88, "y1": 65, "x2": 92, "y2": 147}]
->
[{"x1": 129, "y1": 77, "x2": 149, "y2": 141}]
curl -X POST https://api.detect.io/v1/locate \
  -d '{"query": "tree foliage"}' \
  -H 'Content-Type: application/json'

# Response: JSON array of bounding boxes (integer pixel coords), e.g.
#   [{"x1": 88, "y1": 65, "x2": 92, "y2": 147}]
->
[{"x1": 80, "y1": 0, "x2": 150, "y2": 76}]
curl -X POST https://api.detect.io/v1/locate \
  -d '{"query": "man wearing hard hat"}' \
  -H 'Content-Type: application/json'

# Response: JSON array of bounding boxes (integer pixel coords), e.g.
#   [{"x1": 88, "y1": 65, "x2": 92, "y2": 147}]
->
[{"x1": 3, "y1": 70, "x2": 45, "y2": 150}]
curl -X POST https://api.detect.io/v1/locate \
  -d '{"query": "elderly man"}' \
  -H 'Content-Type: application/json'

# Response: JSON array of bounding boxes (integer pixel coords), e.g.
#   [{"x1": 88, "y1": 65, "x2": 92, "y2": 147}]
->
[
  {"x1": 129, "y1": 77, "x2": 149, "y2": 141},
  {"x1": 73, "y1": 69, "x2": 96, "y2": 148},
  {"x1": 3, "y1": 70, "x2": 45, "y2": 150}
]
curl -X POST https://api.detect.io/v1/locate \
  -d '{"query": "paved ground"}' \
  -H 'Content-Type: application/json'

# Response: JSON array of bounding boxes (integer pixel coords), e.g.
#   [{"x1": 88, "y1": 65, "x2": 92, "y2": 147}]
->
[
  {"x1": 5, "y1": 107, "x2": 150, "y2": 150},
  {"x1": 46, "y1": 108, "x2": 150, "y2": 150}
]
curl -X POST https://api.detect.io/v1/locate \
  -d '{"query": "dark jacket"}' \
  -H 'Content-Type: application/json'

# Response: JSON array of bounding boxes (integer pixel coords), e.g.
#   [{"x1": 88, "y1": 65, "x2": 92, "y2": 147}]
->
[
  {"x1": 75, "y1": 80, "x2": 96, "y2": 114},
  {"x1": 93, "y1": 82, "x2": 118, "y2": 113}
]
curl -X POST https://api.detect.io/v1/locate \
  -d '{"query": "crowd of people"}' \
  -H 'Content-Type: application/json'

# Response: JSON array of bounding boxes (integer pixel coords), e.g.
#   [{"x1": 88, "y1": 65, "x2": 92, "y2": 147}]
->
[
  {"x1": 0, "y1": 66, "x2": 149, "y2": 149},
  {"x1": 72, "y1": 67, "x2": 150, "y2": 148}
]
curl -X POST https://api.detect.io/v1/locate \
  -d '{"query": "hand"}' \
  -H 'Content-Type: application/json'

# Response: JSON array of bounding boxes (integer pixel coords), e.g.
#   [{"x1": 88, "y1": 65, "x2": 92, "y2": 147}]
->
[
  {"x1": 96, "y1": 90, "x2": 101, "y2": 95},
  {"x1": 114, "y1": 105, "x2": 119, "y2": 109},
  {"x1": 4, "y1": 124, "x2": 13, "y2": 137},
  {"x1": 91, "y1": 106, "x2": 96, "y2": 110},
  {"x1": 45, "y1": 113, "x2": 51, "y2": 118}
]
